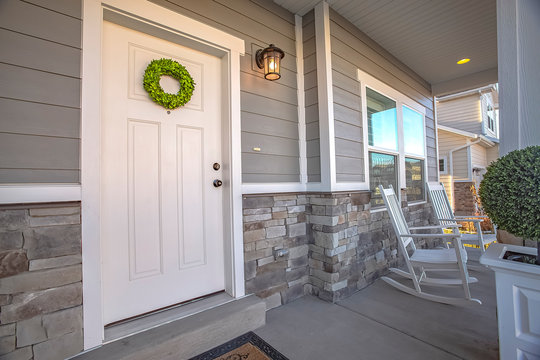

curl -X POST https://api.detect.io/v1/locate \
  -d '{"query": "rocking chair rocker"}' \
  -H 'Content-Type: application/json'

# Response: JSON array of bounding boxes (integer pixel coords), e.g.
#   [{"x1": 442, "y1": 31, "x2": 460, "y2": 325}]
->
[{"x1": 379, "y1": 185, "x2": 481, "y2": 306}]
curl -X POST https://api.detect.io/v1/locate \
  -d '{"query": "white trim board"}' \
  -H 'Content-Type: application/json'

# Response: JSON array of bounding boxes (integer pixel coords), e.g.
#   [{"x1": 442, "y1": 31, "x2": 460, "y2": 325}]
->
[
  {"x1": 81, "y1": 0, "x2": 244, "y2": 350},
  {"x1": 314, "y1": 1, "x2": 336, "y2": 191},
  {"x1": 0, "y1": 185, "x2": 81, "y2": 204}
]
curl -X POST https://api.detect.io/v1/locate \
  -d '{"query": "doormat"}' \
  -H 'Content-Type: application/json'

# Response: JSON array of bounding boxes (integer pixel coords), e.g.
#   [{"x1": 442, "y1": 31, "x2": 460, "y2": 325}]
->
[{"x1": 188, "y1": 332, "x2": 289, "y2": 360}]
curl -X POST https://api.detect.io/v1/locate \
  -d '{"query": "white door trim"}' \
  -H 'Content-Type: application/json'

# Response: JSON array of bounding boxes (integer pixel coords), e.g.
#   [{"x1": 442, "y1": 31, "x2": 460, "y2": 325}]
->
[{"x1": 81, "y1": 0, "x2": 244, "y2": 350}]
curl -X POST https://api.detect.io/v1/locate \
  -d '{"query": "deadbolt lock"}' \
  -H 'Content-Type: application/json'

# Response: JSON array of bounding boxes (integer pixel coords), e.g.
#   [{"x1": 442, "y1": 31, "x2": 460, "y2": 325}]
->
[{"x1": 213, "y1": 163, "x2": 220, "y2": 171}]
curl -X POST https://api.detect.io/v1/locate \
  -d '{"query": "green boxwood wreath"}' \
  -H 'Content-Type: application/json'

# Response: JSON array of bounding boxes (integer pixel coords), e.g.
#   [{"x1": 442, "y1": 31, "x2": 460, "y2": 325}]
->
[{"x1": 143, "y1": 58, "x2": 195, "y2": 109}]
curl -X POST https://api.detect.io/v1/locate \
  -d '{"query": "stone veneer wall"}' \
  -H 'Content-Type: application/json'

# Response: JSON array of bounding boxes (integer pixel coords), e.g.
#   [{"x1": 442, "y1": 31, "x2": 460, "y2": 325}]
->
[
  {"x1": 453, "y1": 181, "x2": 475, "y2": 216},
  {"x1": 243, "y1": 191, "x2": 438, "y2": 306},
  {"x1": 243, "y1": 195, "x2": 309, "y2": 310},
  {"x1": 0, "y1": 203, "x2": 83, "y2": 360}
]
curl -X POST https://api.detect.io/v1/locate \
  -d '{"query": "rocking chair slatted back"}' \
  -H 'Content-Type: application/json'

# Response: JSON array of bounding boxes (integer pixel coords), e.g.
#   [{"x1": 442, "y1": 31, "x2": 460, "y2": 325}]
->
[
  {"x1": 427, "y1": 183, "x2": 456, "y2": 226},
  {"x1": 379, "y1": 185, "x2": 416, "y2": 256},
  {"x1": 426, "y1": 181, "x2": 497, "y2": 252}
]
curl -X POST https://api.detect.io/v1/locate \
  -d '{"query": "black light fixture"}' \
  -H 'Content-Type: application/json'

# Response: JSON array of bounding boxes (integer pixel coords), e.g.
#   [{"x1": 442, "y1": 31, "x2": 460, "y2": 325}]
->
[{"x1": 255, "y1": 44, "x2": 285, "y2": 81}]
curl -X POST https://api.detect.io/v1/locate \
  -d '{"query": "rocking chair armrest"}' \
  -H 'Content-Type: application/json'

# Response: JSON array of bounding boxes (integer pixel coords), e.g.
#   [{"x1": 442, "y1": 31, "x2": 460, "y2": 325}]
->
[
  {"x1": 409, "y1": 225, "x2": 460, "y2": 231},
  {"x1": 454, "y1": 216, "x2": 485, "y2": 223},
  {"x1": 454, "y1": 215, "x2": 488, "y2": 219},
  {"x1": 399, "y1": 233, "x2": 461, "y2": 239}
]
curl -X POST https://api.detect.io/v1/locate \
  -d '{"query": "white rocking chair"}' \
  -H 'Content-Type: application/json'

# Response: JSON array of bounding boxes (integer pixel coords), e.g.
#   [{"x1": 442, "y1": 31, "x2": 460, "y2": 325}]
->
[
  {"x1": 379, "y1": 185, "x2": 481, "y2": 306},
  {"x1": 426, "y1": 182, "x2": 497, "y2": 252}
]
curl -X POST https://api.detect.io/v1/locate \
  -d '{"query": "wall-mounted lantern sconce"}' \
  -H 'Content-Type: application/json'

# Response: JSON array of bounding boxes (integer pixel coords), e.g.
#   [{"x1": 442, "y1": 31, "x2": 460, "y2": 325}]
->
[{"x1": 255, "y1": 44, "x2": 285, "y2": 81}]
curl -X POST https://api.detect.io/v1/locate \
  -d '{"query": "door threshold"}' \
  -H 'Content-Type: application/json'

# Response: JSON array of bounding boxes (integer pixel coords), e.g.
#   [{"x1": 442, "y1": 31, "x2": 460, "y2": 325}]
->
[{"x1": 103, "y1": 292, "x2": 235, "y2": 343}]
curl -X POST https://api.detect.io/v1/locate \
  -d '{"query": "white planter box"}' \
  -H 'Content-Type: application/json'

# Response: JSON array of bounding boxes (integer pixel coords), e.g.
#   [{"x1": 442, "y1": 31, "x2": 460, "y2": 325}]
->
[{"x1": 480, "y1": 243, "x2": 540, "y2": 359}]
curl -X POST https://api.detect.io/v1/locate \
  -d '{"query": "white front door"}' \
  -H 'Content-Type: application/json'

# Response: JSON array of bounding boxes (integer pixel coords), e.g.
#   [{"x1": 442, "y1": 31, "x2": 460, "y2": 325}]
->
[{"x1": 101, "y1": 21, "x2": 225, "y2": 325}]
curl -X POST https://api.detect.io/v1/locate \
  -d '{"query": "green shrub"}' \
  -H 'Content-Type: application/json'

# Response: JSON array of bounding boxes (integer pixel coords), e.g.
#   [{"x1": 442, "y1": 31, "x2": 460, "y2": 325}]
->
[{"x1": 479, "y1": 146, "x2": 540, "y2": 242}]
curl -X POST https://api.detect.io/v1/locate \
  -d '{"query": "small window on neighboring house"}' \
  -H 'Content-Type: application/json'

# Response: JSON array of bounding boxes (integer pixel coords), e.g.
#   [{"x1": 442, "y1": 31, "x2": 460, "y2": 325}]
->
[
  {"x1": 439, "y1": 158, "x2": 446, "y2": 172},
  {"x1": 487, "y1": 104, "x2": 495, "y2": 131}
]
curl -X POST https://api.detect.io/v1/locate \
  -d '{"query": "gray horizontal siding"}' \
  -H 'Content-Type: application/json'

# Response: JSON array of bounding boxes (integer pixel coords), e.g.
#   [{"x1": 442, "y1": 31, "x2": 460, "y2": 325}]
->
[
  {"x1": 0, "y1": 0, "x2": 81, "y2": 184},
  {"x1": 0, "y1": 98, "x2": 79, "y2": 138},
  {"x1": 0, "y1": 169, "x2": 80, "y2": 183},
  {"x1": 0, "y1": 133, "x2": 79, "y2": 170},
  {"x1": 329, "y1": 9, "x2": 437, "y2": 183},
  {"x1": 0, "y1": 29, "x2": 81, "y2": 78},
  {"x1": 0, "y1": 63, "x2": 80, "y2": 108},
  {"x1": 303, "y1": 9, "x2": 320, "y2": 183},
  {"x1": 0, "y1": 0, "x2": 81, "y2": 48},
  {"x1": 151, "y1": 0, "x2": 300, "y2": 183}
]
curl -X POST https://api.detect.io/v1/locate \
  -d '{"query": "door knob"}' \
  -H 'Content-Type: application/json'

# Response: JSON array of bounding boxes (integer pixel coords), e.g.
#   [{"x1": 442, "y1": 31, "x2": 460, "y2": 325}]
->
[{"x1": 213, "y1": 179, "x2": 223, "y2": 187}]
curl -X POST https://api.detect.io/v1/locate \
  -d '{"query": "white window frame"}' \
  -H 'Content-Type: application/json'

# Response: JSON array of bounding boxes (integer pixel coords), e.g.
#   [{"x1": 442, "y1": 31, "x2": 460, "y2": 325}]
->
[{"x1": 358, "y1": 69, "x2": 427, "y2": 207}]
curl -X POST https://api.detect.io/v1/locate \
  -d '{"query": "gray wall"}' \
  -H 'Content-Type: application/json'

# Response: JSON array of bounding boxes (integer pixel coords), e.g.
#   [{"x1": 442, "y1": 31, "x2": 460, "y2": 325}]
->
[
  {"x1": 329, "y1": 9, "x2": 438, "y2": 182},
  {"x1": 0, "y1": 0, "x2": 82, "y2": 183},
  {"x1": 153, "y1": 0, "x2": 301, "y2": 183},
  {"x1": 302, "y1": 10, "x2": 321, "y2": 183}
]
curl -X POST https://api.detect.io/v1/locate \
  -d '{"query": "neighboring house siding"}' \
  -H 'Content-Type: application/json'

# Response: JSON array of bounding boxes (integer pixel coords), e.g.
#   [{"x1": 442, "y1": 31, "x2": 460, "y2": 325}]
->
[
  {"x1": 437, "y1": 131, "x2": 468, "y2": 158},
  {"x1": 328, "y1": 9, "x2": 438, "y2": 182},
  {"x1": 303, "y1": 10, "x2": 321, "y2": 182},
  {"x1": 0, "y1": 0, "x2": 82, "y2": 183},
  {"x1": 453, "y1": 148, "x2": 469, "y2": 180},
  {"x1": 470, "y1": 144, "x2": 487, "y2": 168},
  {"x1": 486, "y1": 145, "x2": 499, "y2": 166},
  {"x1": 439, "y1": 174, "x2": 454, "y2": 207},
  {"x1": 437, "y1": 94, "x2": 482, "y2": 134},
  {"x1": 437, "y1": 130, "x2": 469, "y2": 207},
  {"x1": 152, "y1": 0, "x2": 300, "y2": 183}
]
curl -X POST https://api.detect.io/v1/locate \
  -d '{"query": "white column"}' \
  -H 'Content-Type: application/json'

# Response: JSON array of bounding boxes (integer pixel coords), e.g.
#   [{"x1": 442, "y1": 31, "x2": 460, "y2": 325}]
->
[
  {"x1": 497, "y1": 0, "x2": 540, "y2": 155},
  {"x1": 314, "y1": 1, "x2": 336, "y2": 191}
]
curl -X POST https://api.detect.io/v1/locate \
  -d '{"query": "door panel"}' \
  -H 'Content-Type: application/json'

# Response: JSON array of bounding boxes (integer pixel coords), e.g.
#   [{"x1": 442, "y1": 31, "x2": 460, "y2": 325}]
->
[{"x1": 101, "y1": 21, "x2": 224, "y2": 325}]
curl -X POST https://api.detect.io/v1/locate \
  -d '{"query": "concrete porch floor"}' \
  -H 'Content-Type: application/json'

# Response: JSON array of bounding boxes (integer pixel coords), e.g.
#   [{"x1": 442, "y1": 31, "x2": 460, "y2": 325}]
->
[{"x1": 254, "y1": 248, "x2": 498, "y2": 360}]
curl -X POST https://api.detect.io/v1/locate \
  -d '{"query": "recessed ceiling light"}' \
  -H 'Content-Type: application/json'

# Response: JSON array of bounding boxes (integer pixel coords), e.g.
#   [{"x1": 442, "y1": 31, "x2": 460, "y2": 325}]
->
[{"x1": 457, "y1": 58, "x2": 470, "y2": 65}]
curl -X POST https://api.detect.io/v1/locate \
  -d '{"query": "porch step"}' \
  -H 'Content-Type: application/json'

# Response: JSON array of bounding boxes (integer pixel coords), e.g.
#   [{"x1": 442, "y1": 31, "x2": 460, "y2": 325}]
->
[{"x1": 71, "y1": 295, "x2": 266, "y2": 360}]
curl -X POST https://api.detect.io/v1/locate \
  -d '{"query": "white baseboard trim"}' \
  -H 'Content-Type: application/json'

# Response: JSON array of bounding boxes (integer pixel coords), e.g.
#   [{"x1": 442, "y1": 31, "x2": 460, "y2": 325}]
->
[{"x1": 0, "y1": 184, "x2": 82, "y2": 204}]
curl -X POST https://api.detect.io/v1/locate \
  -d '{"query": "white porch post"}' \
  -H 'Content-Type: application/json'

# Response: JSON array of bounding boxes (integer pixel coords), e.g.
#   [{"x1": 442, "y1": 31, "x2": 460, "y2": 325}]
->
[
  {"x1": 314, "y1": 1, "x2": 336, "y2": 192},
  {"x1": 496, "y1": 0, "x2": 540, "y2": 155}
]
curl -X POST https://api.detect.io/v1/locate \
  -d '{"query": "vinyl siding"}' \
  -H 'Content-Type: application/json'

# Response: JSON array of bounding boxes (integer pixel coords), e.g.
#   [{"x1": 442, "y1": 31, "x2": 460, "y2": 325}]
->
[
  {"x1": 437, "y1": 130, "x2": 470, "y2": 181},
  {"x1": 439, "y1": 174, "x2": 454, "y2": 210},
  {"x1": 486, "y1": 144, "x2": 499, "y2": 166},
  {"x1": 0, "y1": 0, "x2": 82, "y2": 183},
  {"x1": 152, "y1": 0, "x2": 300, "y2": 183},
  {"x1": 328, "y1": 9, "x2": 438, "y2": 182},
  {"x1": 303, "y1": 9, "x2": 320, "y2": 182},
  {"x1": 437, "y1": 94, "x2": 482, "y2": 134},
  {"x1": 453, "y1": 148, "x2": 469, "y2": 181},
  {"x1": 437, "y1": 130, "x2": 469, "y2": 158},
  {"x1": 470, "y1": 144, "x2": 487, "y2": 168}
]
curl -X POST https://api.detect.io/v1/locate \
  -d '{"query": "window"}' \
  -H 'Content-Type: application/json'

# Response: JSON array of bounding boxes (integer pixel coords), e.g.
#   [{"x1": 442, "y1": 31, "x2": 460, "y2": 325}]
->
[
  {"x1": 369, "y1": 152, "x2": 398, "y2": 207},
  {"x1": 367, "y1": 88, "x2": 398, "y2": 151},
  {"x1": 487, "y1": 104, "x2": 495, "y2": 131},
  {"x1": 360, "y1": 70, "x2": 427, "y2": 208},
  {"x1": 403, "y1": 106, "x2": 425, "y2": 156},
  {"x1": 405, "y1": 158, "x2": 424, "y2": 202},
  {"x1": 439, "y1": 157, "x2": 447, "y2": 174}
]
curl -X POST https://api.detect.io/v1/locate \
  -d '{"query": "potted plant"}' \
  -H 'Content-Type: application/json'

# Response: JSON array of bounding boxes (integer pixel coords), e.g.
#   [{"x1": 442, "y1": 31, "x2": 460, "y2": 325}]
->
[{"x1": 478, "y1": 145, "x2": 540, "y2": 359}]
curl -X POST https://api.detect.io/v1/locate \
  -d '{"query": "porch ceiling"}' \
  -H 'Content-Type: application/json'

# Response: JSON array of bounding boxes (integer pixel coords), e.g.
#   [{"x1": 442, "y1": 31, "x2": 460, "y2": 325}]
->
[{"x1": 274, "y1": 0, "x2": 498, "y2": 96}]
